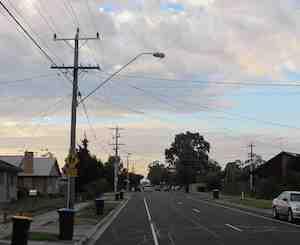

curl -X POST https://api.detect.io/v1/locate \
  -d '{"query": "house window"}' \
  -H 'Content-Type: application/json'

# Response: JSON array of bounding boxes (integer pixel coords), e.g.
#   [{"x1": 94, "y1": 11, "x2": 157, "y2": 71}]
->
[{"x1": 0, "y1": 172, "x2": 4, "y2": 185}]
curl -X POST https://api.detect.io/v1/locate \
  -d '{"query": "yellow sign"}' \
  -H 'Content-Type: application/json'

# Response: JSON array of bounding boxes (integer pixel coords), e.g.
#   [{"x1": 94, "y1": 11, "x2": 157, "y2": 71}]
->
[{"x1": 65, "y1": 154, "x2": 79, "y2": 177}]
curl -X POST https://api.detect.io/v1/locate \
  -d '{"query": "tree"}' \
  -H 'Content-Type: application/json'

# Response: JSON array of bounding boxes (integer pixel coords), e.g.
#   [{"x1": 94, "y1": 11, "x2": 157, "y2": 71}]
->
[
  {"x1": 165, "y1": 131, "x2": 210, "y2": 192},
  {"x1": 147, "y1": 161, "x2": 168, "y2": 185},
  {"x1": 75, "y1": 137, "x2": 103, "y2": 192}
]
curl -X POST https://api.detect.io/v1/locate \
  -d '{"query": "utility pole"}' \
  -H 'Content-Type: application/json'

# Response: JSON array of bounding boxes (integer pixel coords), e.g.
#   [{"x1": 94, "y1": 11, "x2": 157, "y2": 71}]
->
[
  {"x1": 248, "y1": 143, "x2": 255, "y2": 193},
  {"x1": 109, "y1": 126, "x2": 124, "y2": 193},
  {"x1": 52, "y1": 28, "x2": 100, "y2": 209},
  {"x1": 126, "y1": 153, "x2": 131, "y2": 191}
]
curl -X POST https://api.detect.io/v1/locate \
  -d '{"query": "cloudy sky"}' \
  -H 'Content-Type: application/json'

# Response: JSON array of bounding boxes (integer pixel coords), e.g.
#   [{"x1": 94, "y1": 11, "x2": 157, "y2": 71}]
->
[{"x1": 1, "y1": 0, "x2": 300, "y2": 175}]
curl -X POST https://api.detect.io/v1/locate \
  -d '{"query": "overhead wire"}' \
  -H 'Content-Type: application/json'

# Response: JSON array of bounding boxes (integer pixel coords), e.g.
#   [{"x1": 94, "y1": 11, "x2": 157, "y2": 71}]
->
[
  {"x1": 0, "y1": 73, "x2": 57, "y2": 86},
  {"x1": 99, "y1": 72, "x2": 300, "y2": 88}
]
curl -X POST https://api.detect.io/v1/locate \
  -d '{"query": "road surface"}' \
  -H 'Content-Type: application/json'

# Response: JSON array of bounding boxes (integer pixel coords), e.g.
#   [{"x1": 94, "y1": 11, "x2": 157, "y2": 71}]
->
[{"x1": 95, "y1": 191, "x2": 300, "y2": 245}]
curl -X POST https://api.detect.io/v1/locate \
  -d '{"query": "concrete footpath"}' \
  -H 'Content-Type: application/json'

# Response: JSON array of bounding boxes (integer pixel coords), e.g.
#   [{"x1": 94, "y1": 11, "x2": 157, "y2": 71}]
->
[{"x1": 0, "y1": 193, "x2": 130, "y2": 245}]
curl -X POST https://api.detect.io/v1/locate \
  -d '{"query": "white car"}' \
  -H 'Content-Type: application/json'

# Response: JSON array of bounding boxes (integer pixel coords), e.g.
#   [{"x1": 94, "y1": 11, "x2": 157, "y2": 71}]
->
[
  {"x1": 272, "y1": 191, "x2": 300, "y2": 222},
  {"x1": 143, "y1": 185, "x2": 153, "y2": 192}
]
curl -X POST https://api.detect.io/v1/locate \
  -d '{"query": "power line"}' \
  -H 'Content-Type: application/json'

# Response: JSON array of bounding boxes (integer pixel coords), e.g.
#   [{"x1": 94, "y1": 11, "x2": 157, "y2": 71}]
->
[
  {"x1": 64, "y1": 0, "x2": 80, "y2": 27},
  {"x1": 0, "y1": 73, "x2": 56, "y2": 86},
  {"x1": 0, "y1": 0, "x2": 56, "y2": 65},
  {"x1": 100, "y1": 72, "x2": 300, "y2": 88},
  {"x1": 84, "y1": 0, "x2": 98, "y2": 33},
  {"x1": 122, "y1": 82, "x2": 300, "y2": 130}
]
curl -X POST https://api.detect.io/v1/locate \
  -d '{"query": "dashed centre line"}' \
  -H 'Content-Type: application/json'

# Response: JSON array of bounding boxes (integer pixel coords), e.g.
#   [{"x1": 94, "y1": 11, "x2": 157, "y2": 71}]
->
[{"x1": 192, "y1": 208, "x2": 200, "y2": 213}]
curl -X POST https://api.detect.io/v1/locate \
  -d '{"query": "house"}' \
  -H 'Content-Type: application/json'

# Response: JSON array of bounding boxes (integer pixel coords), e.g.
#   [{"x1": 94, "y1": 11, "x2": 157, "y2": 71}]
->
[
  {"x1": 0, "y1": 151, "x2": 62, "y2": 195},
  {"x1": 0, "y1": 160, "x2": 22, "y2": 202},
  {"x1": 256, "y1": 151, "x2": 300, "y2": 183}
]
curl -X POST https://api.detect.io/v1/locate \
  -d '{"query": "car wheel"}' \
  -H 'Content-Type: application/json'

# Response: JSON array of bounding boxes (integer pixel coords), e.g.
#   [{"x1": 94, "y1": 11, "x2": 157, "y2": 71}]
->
[
  {"x1": 273, "y1": 207, "x2": 279, "y2": 219},
  {"x1": 288, "y1": 209, "x2": 294, "y2": 223}
]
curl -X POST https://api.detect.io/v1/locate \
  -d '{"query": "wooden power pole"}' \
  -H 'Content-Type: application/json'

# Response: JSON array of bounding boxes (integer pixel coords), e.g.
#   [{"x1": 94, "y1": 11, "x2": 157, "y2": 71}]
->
[{"x1": 52, "y1": 28, "x2": 100, "y2": 209}]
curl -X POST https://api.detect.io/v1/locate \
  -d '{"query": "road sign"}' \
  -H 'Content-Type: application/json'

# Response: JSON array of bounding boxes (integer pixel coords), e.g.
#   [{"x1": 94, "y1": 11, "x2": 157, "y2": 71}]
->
[{"x1": 65, "y1": 153, "x2": 79, "y2": 177}]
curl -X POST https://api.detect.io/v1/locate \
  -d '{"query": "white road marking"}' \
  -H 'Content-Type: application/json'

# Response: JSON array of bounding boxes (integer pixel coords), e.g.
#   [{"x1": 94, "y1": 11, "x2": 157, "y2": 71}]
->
[
  {"x1": 144, "y1": 197, "x2": 159, "y2": 245},
  {"x1": 192, "y1": 208, "x2": 200, "y2": 213},
  {"x1": 187, "y1": 196, "x2": 300, "y2": 229},
  {"x1": 225, "y1": 224, "x2": 243, "y2": 232},
  {"x1": 87, "y1": 199, "x2": 129, "y2": 245}
]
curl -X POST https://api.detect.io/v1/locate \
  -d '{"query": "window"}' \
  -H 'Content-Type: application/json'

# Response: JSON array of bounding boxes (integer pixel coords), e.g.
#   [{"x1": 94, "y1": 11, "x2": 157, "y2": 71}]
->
[{"x1": 290, "y1": 193, "x2": 300, "y2": 202}]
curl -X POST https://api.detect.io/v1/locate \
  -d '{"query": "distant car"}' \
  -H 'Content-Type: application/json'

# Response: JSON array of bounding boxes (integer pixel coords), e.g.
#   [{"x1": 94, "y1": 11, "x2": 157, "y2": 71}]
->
[
  {"x1": 272, "y1": 191, "x2": 300, "y2": 222},
  {"x1": 143, "y1": 185, "x2": 153, "y2": 192},
  {"x1": 155, "y1": 186, "x2": 161, "y2": 191},
  {"x1": 163, "y1": 186, "x2": 170, "y2": 192}
]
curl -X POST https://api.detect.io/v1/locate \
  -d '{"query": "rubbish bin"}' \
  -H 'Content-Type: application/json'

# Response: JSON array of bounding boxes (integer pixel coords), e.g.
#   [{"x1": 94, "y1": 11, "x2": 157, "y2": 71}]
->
[
  {"x1": 212, "y1": 189, "x2": 219, "y2": 199},
  {"x1": 119, "y1": 191, "x2": 124, "y2": 200},
  {"x1": 115, "y1": 192, "x2": 120, "y2": 201},
  {"x1": 11, "y1": 216, "x2": 32, "y2": 245},
  {"x1": 57, "y1": 208, "x2": 75, "y2": 240},
  {"x1": 95, "y1": 198, "x2": 105, "y2": 215}
]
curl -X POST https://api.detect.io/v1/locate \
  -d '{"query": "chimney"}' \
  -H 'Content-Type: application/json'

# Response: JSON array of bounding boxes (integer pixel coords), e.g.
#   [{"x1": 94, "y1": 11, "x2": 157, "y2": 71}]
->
[{"x1": 23, "y1": 151, "x2": 34, "y2": 174}]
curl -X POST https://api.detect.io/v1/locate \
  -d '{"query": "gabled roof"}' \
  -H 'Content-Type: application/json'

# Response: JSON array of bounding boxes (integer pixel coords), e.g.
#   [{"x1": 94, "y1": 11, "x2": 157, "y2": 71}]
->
[
  {"x1": 0, "y1": 159, "x2": 22, "y2": 172},
  {"x1": 266, "y1": 151, "x2": 300, "y2": 163},
  {"x1": 0, "y1": 156, "x2": 23, "y2": 168},
  {"x1": 0, "y1": 155, "x2": 61, "y2": 177}
]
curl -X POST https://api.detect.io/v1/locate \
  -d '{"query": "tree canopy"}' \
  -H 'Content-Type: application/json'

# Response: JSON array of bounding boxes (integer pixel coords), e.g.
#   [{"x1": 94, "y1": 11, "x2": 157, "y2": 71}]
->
[{"x1": 165, "y1": 131, "x2": 211, "y2": 192}]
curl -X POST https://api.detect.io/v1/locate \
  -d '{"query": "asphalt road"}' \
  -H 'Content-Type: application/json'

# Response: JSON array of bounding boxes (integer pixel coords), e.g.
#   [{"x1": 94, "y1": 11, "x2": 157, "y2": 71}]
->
[{"x1": 95, "y1": 191, "x2": 300, "y2": 245}]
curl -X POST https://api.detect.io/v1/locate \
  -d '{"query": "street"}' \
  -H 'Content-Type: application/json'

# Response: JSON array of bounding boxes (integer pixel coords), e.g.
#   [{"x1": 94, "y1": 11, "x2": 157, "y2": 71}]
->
[{"x1": 96, "y1": 192, "x2": 300, "y2": 245}]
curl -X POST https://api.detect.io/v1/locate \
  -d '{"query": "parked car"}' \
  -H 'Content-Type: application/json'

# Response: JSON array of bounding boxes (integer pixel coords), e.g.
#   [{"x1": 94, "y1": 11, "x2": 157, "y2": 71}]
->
[
  {"x1": 155, "y1": 186, "x2": 161, "y2": 191},
  {"x1": 143, "y1": 185, "x2": 153, "y2": 192},
  {"x1": 272, "y1": 191, "x2": 300, "y2": 222}
]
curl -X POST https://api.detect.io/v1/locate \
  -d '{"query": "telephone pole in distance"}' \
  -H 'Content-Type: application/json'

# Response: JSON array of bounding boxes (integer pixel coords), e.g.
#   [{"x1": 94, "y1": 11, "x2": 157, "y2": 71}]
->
[
  {"x1": 248, "y1": 143, "x2": 255, "y2": 193},
  {"x1": 109, "y1": 126, "x2": 125, "y2": 193}
]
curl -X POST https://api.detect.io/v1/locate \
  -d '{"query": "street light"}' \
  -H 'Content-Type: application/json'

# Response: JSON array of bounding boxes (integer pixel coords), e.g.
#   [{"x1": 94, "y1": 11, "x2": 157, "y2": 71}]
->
[{"x1": 79, "y1": 52, "x2": 165, "y2": 104}]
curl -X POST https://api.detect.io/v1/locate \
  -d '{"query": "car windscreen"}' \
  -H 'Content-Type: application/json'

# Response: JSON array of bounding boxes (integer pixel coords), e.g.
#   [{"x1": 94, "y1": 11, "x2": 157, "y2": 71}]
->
[{"x1": 290, "y1": 193, "x2": 300, "y2": 202}]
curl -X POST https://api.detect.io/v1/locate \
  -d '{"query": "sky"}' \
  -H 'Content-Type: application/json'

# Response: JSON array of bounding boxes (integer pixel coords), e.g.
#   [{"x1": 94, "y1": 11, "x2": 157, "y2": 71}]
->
[{"x1": 1, "y1": 0, "x2": 300, "y2": 175}]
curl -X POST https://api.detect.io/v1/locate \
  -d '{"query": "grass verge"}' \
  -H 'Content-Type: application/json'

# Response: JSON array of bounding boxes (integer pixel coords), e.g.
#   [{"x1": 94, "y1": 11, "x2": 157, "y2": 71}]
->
[
  {"x1": 75, "y1": 201, "x2": 119, "y2": 225},
  {"x1": 225, "y1": 196, "x2": 272, "y2": 209}
]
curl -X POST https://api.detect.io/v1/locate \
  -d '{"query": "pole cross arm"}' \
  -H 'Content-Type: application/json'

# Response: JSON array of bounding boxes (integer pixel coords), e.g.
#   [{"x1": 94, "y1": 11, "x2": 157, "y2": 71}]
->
[{"x1": 51, "y1": 65, "x2": 101, "y2": 70}]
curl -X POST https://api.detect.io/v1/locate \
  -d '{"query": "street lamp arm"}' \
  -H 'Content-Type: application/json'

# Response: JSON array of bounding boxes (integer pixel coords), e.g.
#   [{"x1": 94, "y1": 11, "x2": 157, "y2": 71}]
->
[{"x1": 79, "y1": 52, "x2": 165, "y2": 104}]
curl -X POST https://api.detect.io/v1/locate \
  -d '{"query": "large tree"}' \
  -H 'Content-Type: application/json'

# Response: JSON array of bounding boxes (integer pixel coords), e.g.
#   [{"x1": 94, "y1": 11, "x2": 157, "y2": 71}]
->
[
  {"x1": 75, "y1": 137, "x2": 104, "y2": 192},
  {"x1": 165, "y1": 131, "x2": 210, "y2": 192}
]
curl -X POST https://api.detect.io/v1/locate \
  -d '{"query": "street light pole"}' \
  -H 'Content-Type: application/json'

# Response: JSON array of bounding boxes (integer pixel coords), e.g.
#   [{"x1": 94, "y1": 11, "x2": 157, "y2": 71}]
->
[{"x1": 79, "y1": 52, "x2": 165, "y2": 104}]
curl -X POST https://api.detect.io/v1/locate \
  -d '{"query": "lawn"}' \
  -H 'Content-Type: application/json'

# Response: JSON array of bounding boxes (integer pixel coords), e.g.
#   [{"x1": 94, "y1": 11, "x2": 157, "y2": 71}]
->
[
  {"x1": 226, "y1": 196, "x2": 272, "y2": 209},
  {"x1": 0, "y1": 196, "x2": 65, "y2": 218}
]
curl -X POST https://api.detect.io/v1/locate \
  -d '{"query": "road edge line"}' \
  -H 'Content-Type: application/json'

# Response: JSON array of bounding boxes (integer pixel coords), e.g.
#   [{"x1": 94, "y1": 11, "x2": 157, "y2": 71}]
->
[
  {"x1": 83, "y1": 198, "x2": 130, "y2": 245},
  {"x1": 144, "y1": 197, "x2": 159, "y2": 245}
]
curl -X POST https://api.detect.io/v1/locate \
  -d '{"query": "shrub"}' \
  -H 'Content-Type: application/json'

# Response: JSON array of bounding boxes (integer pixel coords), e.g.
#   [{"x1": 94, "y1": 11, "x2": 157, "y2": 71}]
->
[{"x1": 82, "y1": 178, "x2": 109, "y2": 200}]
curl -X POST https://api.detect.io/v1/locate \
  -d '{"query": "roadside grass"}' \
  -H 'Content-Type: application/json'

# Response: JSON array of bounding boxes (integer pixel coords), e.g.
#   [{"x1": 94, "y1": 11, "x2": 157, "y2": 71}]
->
[
  {"x1": 75, "y1": 201, "x2": 119, "y2": 225},
  {"x1": 225, "y1": 196, "x2": 272, "y2": 209},
  {"x1": 0, "y1": 197, "x2": 65, "y2": 219},
  {"x1": 5, "y1": 232, "x2": 59, "y2": 241}
]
